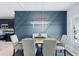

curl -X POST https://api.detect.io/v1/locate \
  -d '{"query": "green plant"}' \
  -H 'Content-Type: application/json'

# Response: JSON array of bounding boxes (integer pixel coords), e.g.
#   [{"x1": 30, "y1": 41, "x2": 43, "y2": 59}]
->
[{"x1": 35, "y1": 36, "x2": 46, "y2": 38}]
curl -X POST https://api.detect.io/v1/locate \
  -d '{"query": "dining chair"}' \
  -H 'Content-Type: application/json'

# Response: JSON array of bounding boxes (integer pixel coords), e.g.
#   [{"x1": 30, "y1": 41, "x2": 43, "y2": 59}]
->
[
  {"x1": 10, "y1": 34, "x2": 23, "y2": 56},
  {"x1": 22, "y1": 39, "x2": 35, "y2": 56},
  {"x1": 33, "y1": 33, "x2": 39, "y2": 38},
  {"x1": 56, "y1": 35, "x2": 67, "y2": 56},
  {"x1": 43, "y1": 39, "x2": 56, "y2": 56},
  {"x1": 41, "y1": 33, "x2": 47, "y2": 38}
]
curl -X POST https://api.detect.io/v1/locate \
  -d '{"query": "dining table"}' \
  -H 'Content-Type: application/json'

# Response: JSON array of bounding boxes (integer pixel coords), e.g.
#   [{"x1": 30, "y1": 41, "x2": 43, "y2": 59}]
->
[{"x1": 21, "y1": 38, "x2": 57, "y2": 56}]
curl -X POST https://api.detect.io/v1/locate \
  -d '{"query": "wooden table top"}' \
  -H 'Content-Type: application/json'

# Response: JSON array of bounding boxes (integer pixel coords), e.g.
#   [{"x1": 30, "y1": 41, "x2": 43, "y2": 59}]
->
[
  {"x1": 22, "y1": 38, "x2": 56, "y2": 44},
  {"x1": 35, "y1": 38, "x2": 45, "y2": 44}
]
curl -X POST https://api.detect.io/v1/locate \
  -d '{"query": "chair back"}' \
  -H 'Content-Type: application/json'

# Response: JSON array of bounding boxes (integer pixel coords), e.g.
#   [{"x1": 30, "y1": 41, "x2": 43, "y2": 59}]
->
[
  {"x1": 22, "y1": 39, "x2": 35, "y2": 56},
  {"x1": 41, "y1": 33, "x2": 47, "y2": 38},
  {"x1": 43, "y1": 39, "x2": 56, "y2": 56},
  {"x1": 10, "y1": 35, "x2": 19, "y2": 44},
  {"x1": 33, "y1": 33, "x2": 39, "y2": 38},
  {"x1": 61, "y1": 35, "x2": 67, "y2": 45}
]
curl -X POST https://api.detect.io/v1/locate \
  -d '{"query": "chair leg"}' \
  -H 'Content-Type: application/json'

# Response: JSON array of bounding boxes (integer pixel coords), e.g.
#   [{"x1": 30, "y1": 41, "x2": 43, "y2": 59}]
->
[
  {"x1": 64, "y1": 49, "x2": 66, "y2": 56},
  {"x1": 55, "y1": 50, "x2": 57, "y2": 56},
  {"x1": 13, "y1": 49, "x2": 15, "y2": 56},
  {"x1": 22, "y1": 49, "x2": 24, "y2": 56},
  {"x1": 60, "y1": 50, "x2": 62, "y2": 53}
]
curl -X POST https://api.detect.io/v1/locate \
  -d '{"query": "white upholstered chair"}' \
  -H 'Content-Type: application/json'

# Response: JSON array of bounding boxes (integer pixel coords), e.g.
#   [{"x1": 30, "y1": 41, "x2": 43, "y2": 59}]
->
[
  {"x1": 56, "y1": 35, "x2": 67, "y2": 56},
  {"x1": 43, "y1": 39, "x2": 56, "y2": 56},
  {"x1": 10, "y1": 34, "x2": 23, "y2": 55},
  {"x1": 22, "y1": 39, "x2": 35, "y2": 56},
  {"x1": 41, "y1": 33, "x2": 47, "y2": 38}
]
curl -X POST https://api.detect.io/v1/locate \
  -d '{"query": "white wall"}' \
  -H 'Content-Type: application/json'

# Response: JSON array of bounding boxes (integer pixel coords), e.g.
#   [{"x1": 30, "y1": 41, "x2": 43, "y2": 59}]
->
[
  {"x1": 67, "y1": 3, "x2": 79, "y2": 52},
  {"x1": 0, "y1": 2, "x2": 75, "y2": 19}
]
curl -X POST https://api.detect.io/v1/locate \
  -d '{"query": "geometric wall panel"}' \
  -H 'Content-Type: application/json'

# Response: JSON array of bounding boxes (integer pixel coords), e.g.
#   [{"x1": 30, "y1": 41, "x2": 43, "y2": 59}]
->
[{"x1": 15, "y1": 11, "x2": 67, "y2": 40}]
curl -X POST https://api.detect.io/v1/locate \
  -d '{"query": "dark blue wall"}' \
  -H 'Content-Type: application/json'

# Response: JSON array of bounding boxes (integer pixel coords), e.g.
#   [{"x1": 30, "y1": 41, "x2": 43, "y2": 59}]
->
[{"x1": 15, "y1": 11, "x2": 67, "y2": 40}]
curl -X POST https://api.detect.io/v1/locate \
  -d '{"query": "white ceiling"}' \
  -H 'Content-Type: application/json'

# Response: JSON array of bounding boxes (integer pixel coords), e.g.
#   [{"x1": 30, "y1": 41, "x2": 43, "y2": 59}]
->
[{"x1": 0, "y1": 2, "x2": 77, "y2": 19}]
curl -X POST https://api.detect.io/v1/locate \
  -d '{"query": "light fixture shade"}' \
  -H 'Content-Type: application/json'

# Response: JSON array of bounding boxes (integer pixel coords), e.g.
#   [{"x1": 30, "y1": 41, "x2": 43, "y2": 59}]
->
[{"x1": 30, "y1": 21, "x2": 50, "y2": 24}]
